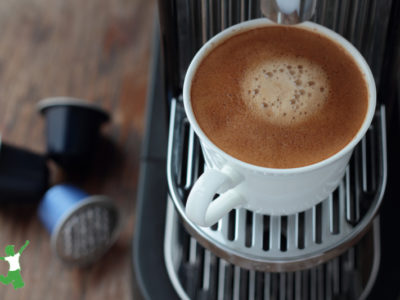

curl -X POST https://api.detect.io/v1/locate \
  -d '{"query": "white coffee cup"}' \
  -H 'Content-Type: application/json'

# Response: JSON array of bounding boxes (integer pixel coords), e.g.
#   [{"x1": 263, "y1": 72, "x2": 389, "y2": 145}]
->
[{"x1": 183, "y1": 19, "x2": 376, "y2": 227}]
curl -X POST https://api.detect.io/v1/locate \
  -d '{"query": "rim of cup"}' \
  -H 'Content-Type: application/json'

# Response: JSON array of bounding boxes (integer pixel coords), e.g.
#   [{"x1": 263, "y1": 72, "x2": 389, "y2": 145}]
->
[{"x1": 183, "y1": 18, "x2": 376, "y2": 175}]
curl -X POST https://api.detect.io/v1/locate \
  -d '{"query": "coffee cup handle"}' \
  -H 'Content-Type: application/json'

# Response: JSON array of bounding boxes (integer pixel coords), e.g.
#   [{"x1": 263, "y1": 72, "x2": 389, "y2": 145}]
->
[{"x1": 185, "y1": 165, "x2": 246, "y2": 227}]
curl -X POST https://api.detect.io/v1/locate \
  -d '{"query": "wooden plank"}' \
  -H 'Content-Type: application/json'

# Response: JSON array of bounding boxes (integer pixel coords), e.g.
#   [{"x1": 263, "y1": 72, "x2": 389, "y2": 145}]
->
[{"x1": 0, "y1": 0, "x2": 156, "y2": 298}]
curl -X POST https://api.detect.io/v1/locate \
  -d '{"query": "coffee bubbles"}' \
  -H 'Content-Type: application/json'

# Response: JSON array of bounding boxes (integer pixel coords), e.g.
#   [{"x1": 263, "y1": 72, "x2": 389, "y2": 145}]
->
[
  {"x1": 191, "y1": 25, "x2": 368, "y2": 168},
  {"x1": 242, "y1": 57, "x2": 329, "y2": 125}
]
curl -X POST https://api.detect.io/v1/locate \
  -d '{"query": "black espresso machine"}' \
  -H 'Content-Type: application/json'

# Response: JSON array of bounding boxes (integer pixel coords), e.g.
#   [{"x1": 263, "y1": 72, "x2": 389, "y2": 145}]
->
[{"x1": 133, "y1": 0, "x2": 400, "y2": 299}]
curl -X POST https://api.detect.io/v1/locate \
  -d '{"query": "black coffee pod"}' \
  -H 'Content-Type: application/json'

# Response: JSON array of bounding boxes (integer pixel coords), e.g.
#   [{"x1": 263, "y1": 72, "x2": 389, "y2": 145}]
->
[
  {"x1": 37, "y1": 97, "x2": 110, "y2": 171},
  {"x1": 0, "y1": 135, "x2": 49, "y2": 203}
]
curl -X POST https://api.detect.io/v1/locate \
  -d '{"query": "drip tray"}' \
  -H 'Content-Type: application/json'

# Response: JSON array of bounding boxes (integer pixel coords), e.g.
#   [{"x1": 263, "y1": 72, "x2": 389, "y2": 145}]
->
[
  {"x1": 167, "y1": 98, "x2": 387, "y2": 272},
  {"x1": 164, "y1": 198, "x2": 381, "y2": 300}
]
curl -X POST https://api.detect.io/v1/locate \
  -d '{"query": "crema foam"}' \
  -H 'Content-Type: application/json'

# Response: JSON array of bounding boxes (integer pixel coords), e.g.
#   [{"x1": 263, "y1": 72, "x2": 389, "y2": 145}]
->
[{"x1": 191, "y1": 25, "x2": 368, "y2": 168}]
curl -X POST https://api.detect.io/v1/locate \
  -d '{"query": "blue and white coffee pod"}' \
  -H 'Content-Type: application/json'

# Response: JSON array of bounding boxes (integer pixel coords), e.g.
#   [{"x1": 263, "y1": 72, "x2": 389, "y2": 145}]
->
[{"x1": 38, "y1": 184, "x2": 120, "y2": 265}]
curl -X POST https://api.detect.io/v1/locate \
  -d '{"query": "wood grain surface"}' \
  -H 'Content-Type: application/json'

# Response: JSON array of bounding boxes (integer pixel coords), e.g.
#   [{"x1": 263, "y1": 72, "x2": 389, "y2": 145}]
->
[{"x1": 0, "y1": 0, "x2": 156, "y2": 299}]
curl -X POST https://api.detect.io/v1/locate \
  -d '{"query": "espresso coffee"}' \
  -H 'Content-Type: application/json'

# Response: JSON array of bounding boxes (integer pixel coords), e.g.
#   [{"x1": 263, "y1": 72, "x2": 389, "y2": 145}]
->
[{"x1": 191, "y1": 25, "x2": 369, "y2": 168}]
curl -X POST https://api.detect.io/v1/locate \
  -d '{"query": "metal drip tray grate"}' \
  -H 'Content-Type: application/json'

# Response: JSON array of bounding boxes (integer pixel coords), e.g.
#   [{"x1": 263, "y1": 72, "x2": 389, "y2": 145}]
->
[
  {"x1": 167, "y1": 98, "x2": 387, "y2": 272},
  {"x1": 164, "y1": 199, "x2": 381, "y2": 300}
]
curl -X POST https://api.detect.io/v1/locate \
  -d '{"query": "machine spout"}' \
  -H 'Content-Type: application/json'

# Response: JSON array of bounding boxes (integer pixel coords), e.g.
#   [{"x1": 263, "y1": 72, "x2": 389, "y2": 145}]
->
[{"x1": 260, "y1": 0, "x2": 317, "y2": 24}]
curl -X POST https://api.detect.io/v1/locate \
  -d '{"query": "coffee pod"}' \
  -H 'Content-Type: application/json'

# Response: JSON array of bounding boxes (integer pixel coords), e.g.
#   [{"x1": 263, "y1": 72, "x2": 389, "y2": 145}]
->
[
  {"x1": 37, "y1": 97, "x2": 110, "y2": 172},
  {"x1": 38, "y1": 184, "x2": 120, "y2": 266},
  {"x1": 0, "y1": 135, "x2": 49, "y2": 203}
]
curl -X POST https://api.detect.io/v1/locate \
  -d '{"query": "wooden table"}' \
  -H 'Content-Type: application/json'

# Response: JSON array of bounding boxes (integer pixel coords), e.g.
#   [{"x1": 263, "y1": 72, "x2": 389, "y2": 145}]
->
[{"x1": 0, "y1": 0, "x2": 156, "y2": 298}]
